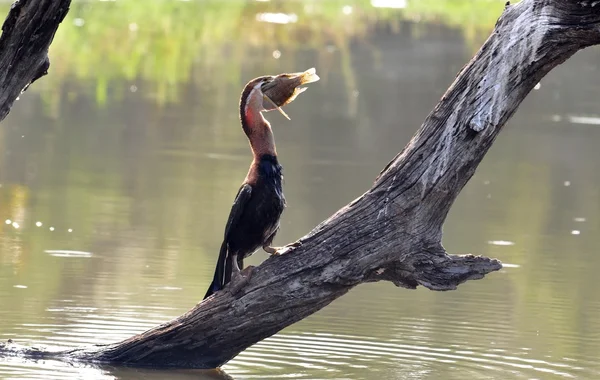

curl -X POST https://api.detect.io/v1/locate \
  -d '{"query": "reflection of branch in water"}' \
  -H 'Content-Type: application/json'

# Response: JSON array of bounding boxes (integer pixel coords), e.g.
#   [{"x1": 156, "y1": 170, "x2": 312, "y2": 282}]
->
[
  {"x1": 337, "y1": 38, "x2": 359, "y2": 119},
  {"x1": 105, "y1": 366, "x2": 236, "y2": 380},
  {"x1": 0, "y1": 354, "x2": 237, "y2": 380}
]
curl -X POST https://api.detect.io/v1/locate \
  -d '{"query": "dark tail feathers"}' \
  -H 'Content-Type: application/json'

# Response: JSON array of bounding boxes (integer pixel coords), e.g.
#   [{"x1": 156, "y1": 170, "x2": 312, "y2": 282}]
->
[{"x1": 203, "y1": 241, "x2": 229, "y2": 300}]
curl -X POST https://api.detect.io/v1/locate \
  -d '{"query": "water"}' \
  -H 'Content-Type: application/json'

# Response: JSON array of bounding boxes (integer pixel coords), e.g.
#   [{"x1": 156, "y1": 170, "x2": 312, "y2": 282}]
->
[{"x1": 1, "y1": 1, "x2": 600, "y2": 379}]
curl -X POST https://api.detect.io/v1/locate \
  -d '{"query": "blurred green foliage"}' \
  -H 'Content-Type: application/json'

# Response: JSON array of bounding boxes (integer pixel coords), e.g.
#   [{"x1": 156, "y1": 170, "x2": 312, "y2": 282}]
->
[{"x1": 0, "y1": 0, "x2": 505, "y2": 106}]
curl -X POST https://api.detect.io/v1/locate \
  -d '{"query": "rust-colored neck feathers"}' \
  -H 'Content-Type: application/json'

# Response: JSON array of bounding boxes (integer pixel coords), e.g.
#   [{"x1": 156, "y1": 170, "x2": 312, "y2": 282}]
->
[{"x1": 240, "y1": 80, "x2": 276, "y2": 158}]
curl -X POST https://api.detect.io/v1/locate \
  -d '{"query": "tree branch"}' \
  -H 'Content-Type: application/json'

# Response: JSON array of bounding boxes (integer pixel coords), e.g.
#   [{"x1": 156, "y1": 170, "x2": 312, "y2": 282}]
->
[
  {"x1": 1, "y1": 0, "x2": 599, "y2": 370},
  {"x1": 0, "y1": 0, "x2": 70, "y2": 122}
]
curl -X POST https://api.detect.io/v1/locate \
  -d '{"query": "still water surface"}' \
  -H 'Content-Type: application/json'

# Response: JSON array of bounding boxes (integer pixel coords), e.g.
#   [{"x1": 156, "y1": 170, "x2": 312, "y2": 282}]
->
[{"x1": 1, "y1": 1, "x2": 600, "y2": 379}]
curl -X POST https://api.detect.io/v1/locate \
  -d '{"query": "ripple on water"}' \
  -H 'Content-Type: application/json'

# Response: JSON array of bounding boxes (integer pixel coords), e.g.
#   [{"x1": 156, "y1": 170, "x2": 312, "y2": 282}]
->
[
  {"x1": 219, "y1": 280, "x2": 600, "y2": 380},
  {"x1": 44, "y1": 250, "x2": 93, "y2": 258},
  {"x1": 0, "y1": 357, "x2": 114, "y2": 380},
  {"x1": 1, "y1": 281, "x2": 599, "y2": 380},
  {"x1": 225, "y1": 331, "x2": 596, "y2": 380},
  {"x1": 1, "y1": 307, "x2": 599, "y2": 379}
]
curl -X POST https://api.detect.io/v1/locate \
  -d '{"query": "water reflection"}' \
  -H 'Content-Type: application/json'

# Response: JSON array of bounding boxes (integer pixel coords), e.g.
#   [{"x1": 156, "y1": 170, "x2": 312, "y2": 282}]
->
[
  {"x1": 0, "y1": 357, "x2": 234, "y2": 380},
  {"x1": 1, "y1": 0, "x2": 600, "y2": 379}
]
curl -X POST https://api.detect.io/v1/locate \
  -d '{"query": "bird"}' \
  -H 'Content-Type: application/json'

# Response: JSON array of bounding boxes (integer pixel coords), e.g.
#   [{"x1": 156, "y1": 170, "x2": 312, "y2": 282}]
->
[{"x1": 203, "y1": 68, "x2": 320, "y2": 300}]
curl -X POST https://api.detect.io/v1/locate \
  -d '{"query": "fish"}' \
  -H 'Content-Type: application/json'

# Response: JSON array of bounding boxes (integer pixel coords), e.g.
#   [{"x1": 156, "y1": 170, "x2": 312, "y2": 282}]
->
[{"x1": 261, "y1": 68, "x2": 320, "y2": 119}]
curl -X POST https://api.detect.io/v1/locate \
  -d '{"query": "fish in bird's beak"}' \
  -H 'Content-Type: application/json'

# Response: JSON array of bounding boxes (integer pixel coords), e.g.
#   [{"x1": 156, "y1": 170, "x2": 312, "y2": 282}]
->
[{"x1": 261, "y1": 68, "x2": 320, "y2": 120}]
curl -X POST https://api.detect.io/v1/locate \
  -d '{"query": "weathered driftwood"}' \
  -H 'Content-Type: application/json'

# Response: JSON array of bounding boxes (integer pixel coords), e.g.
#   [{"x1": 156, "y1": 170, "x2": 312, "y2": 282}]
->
[
  {"x1": 2, "y1": 0, "x2": 600, "y2": 370},
  {"x1": 0, "y1": 0, "x2": 70, "y2": 122}
]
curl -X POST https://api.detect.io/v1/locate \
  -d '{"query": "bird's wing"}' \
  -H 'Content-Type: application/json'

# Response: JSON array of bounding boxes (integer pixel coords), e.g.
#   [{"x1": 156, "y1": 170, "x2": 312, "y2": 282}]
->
[
  {"x1": 203, "y1": 183, "x2": 253, "y2": 300},
  {"x1": 224, "y1": 183, "x2": 253, "y2": 240}
]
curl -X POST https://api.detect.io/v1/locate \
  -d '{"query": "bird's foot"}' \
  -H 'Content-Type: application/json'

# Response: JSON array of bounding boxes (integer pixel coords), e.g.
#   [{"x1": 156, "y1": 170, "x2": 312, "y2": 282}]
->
[
  {"x1": 229, "y1": 265, "x2": 255, "y2": 295},
  {"x1": 230, "y1": 254, "x2": 242, "y2": 274},
  {"x1": 264, "y1": 241, "x2": 302, "y2": 256}
]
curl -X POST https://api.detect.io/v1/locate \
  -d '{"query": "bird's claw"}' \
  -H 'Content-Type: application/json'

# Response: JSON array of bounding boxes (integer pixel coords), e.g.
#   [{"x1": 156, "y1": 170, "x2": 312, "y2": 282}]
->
[
  {"x1": 274, "y1": 241, "x2": 302, "y2": 255},
  {"x1": 229, "y1": 265, "x2": 255, "y2": 295}
]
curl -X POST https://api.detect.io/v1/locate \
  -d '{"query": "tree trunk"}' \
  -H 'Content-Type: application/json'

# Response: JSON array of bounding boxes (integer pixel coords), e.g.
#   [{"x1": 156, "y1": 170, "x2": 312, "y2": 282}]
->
[{"x1": 2, "y1": 0, "x2": 600, "y2": 370}]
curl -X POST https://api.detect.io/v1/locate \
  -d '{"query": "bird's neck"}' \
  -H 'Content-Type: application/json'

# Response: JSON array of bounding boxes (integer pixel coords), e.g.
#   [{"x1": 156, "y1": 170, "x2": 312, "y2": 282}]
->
[{"x1": 240, "y1": 87, "x2": 277, "y2": 158}]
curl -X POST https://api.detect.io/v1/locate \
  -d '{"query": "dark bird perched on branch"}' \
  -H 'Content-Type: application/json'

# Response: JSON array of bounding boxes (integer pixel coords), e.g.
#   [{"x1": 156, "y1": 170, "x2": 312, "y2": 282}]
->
[{"x1": 204, "y1": 68, "x2": 320, "y2": 300}]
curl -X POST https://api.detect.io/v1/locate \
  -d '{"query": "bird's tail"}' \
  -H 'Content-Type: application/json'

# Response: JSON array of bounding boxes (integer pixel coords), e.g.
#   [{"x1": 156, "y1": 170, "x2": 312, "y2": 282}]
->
[{"x1": 203, "y1": 240, "x2": 229, "y2": 300}]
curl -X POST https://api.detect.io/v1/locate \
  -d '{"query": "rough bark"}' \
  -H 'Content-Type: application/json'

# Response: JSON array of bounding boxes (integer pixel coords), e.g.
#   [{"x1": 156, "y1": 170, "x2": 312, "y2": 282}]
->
[
  {"x1": 0, "y1": 0, "x2": 70, "y2": 122},
  {"x1": 2, "y1": 0, "x2": 600, "y2": 371}
]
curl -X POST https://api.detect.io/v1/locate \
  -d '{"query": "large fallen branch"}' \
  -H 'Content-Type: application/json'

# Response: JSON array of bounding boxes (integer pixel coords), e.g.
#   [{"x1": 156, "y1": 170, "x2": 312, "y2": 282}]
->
[{"x1": 2, "y1": 0, "x2": 600, "y2": 370}]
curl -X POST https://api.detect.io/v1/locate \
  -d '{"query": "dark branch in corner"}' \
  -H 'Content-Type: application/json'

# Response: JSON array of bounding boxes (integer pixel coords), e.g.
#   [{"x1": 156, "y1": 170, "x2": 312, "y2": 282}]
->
[{"x1": 0, "y1": 0, "x2": 70, "y2": 121}]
